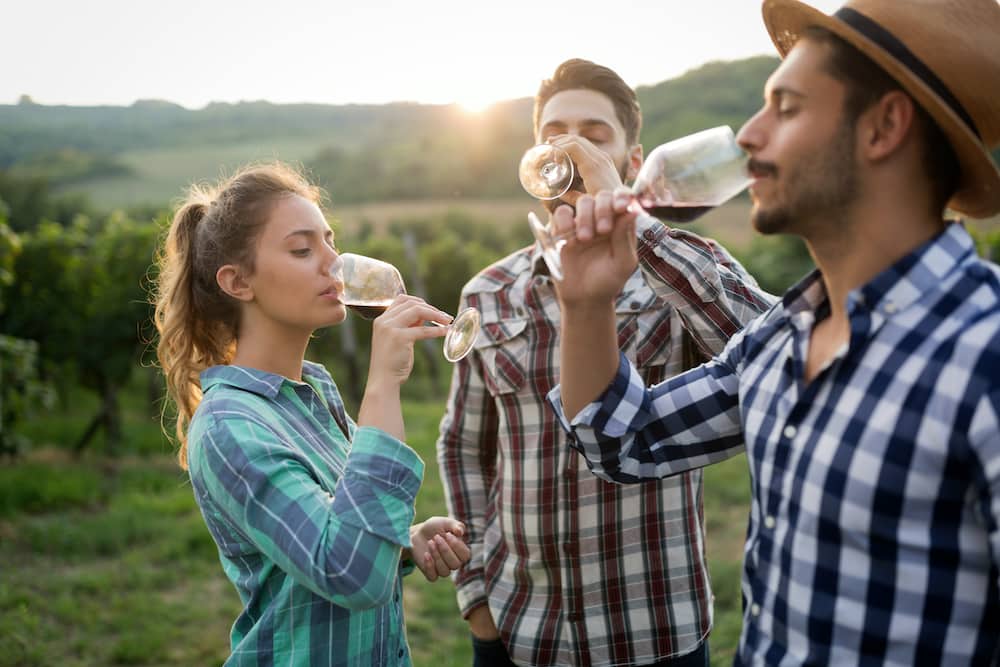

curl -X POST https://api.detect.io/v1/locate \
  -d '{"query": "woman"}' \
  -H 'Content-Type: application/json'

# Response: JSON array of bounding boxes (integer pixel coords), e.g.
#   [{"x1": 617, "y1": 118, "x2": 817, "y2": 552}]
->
[{"x1": 153, "y1": 162, "x2": 469, "y2": 666}]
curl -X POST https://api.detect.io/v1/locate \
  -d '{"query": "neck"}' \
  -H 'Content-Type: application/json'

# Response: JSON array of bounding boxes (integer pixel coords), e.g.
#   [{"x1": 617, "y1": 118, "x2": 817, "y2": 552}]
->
[
  {"x1": 803, "y1": 194, "x2": 945, "y2": 318},
  {"x1": 231, "y1": 316, "x2": 312, "y2": 381}
]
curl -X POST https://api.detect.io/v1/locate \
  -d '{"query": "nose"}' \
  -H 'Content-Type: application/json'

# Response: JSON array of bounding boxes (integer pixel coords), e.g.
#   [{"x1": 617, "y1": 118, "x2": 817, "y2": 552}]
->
[
  {"x1": 326, "y1": 251, "x2": 343, "y2": 279},
  {"x1": 736, "y1": 108, "x2": 767, "y2": 156}
]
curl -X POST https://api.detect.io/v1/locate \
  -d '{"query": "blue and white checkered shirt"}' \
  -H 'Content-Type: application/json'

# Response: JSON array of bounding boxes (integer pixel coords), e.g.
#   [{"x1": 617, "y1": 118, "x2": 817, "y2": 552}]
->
[{"x1": 548, "y1": 222, "x2": 1000, "y2": 666}]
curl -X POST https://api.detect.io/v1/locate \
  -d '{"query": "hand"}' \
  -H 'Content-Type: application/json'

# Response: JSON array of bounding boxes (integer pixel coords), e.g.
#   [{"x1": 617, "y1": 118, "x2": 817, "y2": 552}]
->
[
  {"x1": 551, "y1": 188, "x2": 638, "y2": 306},
  {"x1": 409, "y1": 516, "x2": 470, "y2": 582},
  {"x1": 367, "y1": 295, "x2": 451, "y2": 389},
  {"x1": 548, "y1": 134, "x2": 625, "y2": 207}
]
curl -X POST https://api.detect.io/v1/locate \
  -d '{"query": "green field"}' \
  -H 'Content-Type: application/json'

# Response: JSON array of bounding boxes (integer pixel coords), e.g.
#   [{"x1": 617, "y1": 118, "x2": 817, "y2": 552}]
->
[
  {"x1": 56, "y1": 136, "x2": 344, "y2": 209},
  {"x1": 1, "y1": 371, "x2": 750, "y2": 667}
]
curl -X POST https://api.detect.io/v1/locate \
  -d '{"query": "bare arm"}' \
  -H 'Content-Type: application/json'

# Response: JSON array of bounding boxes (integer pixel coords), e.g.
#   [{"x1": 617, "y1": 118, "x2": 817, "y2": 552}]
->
[{"x1": 358, "y1": 295, "x2": 450, "y2": 439}]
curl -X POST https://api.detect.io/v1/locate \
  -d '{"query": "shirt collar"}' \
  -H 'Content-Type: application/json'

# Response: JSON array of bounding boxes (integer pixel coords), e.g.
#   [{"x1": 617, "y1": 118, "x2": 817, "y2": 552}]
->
[
  {"x1": 853, "y1": 222, "x2": 975, "y2": 317},
  {"x1": 780, "y1": 222, "x2": 975, "y2": 325},
  {"x1": 200, "y1": 360, "x2": 328, "y2": 399}
]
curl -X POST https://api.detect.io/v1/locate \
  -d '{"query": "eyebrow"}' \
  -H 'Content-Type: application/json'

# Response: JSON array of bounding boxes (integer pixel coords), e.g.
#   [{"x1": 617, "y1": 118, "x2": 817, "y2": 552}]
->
[
  {"x1": 541, "y1": 118, "x2": 615, "y2": 133},
  {"x1": 765, "y1": 85, "x2": 807, "y2": 102},
  {"x1": 284, "y1": 228, "x2": 335, "y2": 241}
]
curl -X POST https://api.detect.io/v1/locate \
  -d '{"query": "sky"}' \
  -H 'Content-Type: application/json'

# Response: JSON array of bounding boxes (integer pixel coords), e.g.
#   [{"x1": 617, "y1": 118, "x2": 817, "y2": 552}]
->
[{"x1": 5, "y1": 0, "x2": 845, "y2": 111}]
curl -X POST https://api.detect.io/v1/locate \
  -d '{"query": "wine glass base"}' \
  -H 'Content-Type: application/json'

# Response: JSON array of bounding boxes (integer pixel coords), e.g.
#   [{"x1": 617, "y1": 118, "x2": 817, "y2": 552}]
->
[{"x1": 443, "y1": 307, "x2": 481, "y2": 362}]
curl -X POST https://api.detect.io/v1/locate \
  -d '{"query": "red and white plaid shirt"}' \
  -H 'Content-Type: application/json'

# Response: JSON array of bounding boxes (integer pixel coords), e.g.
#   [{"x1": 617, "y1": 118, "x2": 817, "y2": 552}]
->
[{"x1": 437, "y1": 214, "x2": 775, "y2": 667}]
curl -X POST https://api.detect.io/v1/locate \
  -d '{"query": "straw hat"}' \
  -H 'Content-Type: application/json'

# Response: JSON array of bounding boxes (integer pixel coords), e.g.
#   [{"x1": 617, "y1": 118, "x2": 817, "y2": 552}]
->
[{"x1": 760, "y1": 0, "x2": 1000, "y2": 218}]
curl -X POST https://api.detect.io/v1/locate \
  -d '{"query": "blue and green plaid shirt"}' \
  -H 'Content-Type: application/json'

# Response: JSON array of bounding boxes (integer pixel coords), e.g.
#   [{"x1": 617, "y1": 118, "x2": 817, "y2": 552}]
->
[{"x1": 187, "y1": 361, "x2": 424, "y2": 667}]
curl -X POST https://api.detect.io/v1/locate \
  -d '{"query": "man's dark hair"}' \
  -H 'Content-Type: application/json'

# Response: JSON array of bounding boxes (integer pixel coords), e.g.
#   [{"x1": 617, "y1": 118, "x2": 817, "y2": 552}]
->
[
  {"x1": 802, "y1": 26, "x2": 961, "y2": 213},
  {"x1": 534, "y1": 58, "x2": 642, "y2": 146}
]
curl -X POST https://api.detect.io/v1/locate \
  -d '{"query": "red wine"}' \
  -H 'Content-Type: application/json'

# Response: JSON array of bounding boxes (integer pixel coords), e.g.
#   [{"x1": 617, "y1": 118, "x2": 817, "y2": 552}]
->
[
  {"x1": 347, "y1": 304, "x2": 388, "y2": 320},
  {"x1": 643, "y1": 204, "x2": 715, "y2": 223}
]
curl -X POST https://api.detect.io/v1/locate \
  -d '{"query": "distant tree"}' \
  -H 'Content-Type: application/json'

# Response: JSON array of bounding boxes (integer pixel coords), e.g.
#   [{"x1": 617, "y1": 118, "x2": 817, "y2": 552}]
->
[
  {"x1": 0, "y1": 207, "x2": 53, "y2": 456},
  {"x1": 1, "y1": 214, "x2": 157, "y2": 453}
]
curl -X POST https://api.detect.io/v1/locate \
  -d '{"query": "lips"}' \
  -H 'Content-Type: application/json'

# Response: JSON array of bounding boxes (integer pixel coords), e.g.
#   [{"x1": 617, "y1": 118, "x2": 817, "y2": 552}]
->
[
  {"x1": 319, "y1": 284, "x2": 342, "y2": 300},
  {"x1": 747, "y1": 159, "x2": 778, "y2": 180}
]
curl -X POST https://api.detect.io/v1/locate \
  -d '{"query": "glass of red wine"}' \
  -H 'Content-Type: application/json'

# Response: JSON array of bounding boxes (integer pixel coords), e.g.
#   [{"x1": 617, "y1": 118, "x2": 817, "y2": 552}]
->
[
  {"x1": 521, "y1": 125, "x2": 751, "y2": 280},
  {"x1": 331, "y1": 253, "x2": 480, "y2": 362}
]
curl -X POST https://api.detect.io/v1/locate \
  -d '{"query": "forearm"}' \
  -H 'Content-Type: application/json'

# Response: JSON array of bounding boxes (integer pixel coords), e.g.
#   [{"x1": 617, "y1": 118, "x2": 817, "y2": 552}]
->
[
  {"x1": 357, "y1": 382, "x2": 405, "y2": 441},
  {"x1": 636, "y1": 218, "x2": 775, "y2": 353},
  {"x1": 559, "y1": 299, "x2": 620, "y2": 419},
  {"x1": 466, "y1": 604, "x2": 500, "y2": 639}
]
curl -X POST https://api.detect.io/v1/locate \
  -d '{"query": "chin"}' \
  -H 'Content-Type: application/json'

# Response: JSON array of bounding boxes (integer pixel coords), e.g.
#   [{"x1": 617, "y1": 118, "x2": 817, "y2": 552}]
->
[{"x1": 751, "y1": 206, "x2": 791, "y2": 236}]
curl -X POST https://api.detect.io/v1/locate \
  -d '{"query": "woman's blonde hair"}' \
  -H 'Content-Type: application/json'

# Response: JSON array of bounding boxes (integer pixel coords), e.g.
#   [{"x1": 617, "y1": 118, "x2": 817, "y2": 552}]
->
[{"x1": 153, "y1": 162, "x2": 322, "y2": 468}]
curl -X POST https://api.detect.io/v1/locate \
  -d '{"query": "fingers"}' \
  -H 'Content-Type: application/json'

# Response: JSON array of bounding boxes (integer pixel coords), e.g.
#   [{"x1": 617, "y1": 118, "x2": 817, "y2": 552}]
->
[
  {"x1": 594, "y1": 190, "x2": 615, "y2": 235},
  {"x1": 574, "y1": 195, "x2": 596, "y2": 242},
  {"x1": 552, "y1": 205, "x2": 575, "y2": 240},
  {"x1": 426, "y1": 532, "x2": 470, "y2": 575},
  {"x1": 548, "y1": 135, "x2": 622, "y2": 193},
  {"x1": 381, "y1": 295, "x2": 451, "y2": 325}
]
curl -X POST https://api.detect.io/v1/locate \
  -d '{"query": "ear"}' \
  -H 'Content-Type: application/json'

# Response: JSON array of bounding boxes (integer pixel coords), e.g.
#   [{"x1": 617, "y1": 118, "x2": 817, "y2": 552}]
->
[
  {"x1": 216, "y1": 264, "x2": 254, "y2": 302},
  {"x1": 625, "y1": 143, "x2": 644, "y2": 183},
  {"x1": 859, "y1": 90, "x2": 916, "y2": 162}
]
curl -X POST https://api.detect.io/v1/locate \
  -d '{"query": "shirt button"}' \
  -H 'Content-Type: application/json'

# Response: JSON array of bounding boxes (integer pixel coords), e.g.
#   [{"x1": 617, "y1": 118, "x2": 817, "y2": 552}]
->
[
  {"x1": 643, "y1": 229, "x2": 656, "y2": 241},
  {"x1": 764, "y1": 515, "x2": 776, "y2": 529},
  {"x1": 398, "y1": 649, "x2": 405, "y2": 658},
  {"x1": 884, "y1": 301, "x2": 898, "y2": 314},
  {"x1": 751, "y1": 603, "x2": 761, "y2": 617},
  {"x1": 783, "y1": 425, "x2": 797, "y2": 438}
]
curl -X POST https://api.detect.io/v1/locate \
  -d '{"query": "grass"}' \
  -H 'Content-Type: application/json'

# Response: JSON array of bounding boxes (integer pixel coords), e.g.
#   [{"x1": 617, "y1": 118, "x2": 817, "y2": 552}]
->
[{"x1": 3, "y1": 372, "x2": 750, "y2": 667}]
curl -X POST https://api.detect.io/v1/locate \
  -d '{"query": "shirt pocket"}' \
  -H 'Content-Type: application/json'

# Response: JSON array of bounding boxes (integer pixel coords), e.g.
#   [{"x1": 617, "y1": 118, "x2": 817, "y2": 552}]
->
[
  {"x1": 617, "y1": 292, "x2": 701, "y2": 384},
  {"x1": 473, "y1": 318, "x2": 529, "y2": 396}
]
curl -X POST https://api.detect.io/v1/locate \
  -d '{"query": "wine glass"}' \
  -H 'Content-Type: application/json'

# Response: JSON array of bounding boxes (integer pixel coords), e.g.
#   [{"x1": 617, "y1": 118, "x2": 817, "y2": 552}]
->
[
  {"x1": 518, "y1": 143, "x2": 575, "y2": 200},
  {"x1": 521, "y1": 125, "x2": 752, "y2": 281},
  {"x1": 330, "y1": 253, "x2": 480, "y2": 362}
]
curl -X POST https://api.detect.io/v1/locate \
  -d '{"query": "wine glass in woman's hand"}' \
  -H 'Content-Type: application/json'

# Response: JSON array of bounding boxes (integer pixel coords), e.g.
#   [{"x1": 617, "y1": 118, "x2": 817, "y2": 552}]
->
[{"x1": 331, "y1": 253, "x2": 480, "y2": 362}]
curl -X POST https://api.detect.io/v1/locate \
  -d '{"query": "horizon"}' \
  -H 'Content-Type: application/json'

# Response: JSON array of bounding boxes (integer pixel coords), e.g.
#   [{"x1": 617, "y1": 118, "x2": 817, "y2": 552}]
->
[
  {"x1": 4, "y1": 54, "x2": 783, "y2": 113},
  {"x1": 5, "y1": 0, "x2": 844, "y2": 112}
]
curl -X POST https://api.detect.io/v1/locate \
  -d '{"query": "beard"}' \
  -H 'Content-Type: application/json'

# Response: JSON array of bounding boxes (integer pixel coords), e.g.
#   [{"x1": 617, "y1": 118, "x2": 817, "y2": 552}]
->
[
  {"x1": 542, "y1": 157, "x2": 631, "y2": 214},
  {"x1": 751, "y1": 120, "x2": 859, "y2": 236}
]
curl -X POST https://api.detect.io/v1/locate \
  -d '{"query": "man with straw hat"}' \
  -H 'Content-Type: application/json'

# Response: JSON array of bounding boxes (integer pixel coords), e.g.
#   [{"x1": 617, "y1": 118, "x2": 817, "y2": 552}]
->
[{"x1": 545, "y1": 0, "x2": 1000, "y2": 663}]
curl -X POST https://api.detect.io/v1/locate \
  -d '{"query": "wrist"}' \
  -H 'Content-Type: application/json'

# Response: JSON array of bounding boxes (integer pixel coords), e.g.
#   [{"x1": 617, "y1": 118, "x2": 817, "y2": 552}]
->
[
  {"x1": 558, "y1": 298, "x2": 617, "y2": 322},
  {"x1": 363, "y1": 377, "x2": 402, "y2": 402}
]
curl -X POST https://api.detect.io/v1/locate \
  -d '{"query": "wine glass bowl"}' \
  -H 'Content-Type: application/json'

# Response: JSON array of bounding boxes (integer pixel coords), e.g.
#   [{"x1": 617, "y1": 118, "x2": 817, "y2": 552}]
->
[
  {"x1": 632, "y1": 125, "x2": 751, "y2": 221},
  {"x1": 330, "y1": 253, "x2": 480, "y2": 362},
  {"x1": 518, "y1": 143, "x2": 575, "y2": 200}
]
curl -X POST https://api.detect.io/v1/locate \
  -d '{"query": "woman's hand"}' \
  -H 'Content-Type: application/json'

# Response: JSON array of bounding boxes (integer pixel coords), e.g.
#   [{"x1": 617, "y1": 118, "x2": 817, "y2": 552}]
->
[
  {"x1": 367, "y1": 295, "x2": 450, "y2": 390},
  {"x1": 407, "y1": 517, "x2": 470, "y2": 582},
  {"x1": 357, "y1": 296, "x2": 450, "y2": 440}
]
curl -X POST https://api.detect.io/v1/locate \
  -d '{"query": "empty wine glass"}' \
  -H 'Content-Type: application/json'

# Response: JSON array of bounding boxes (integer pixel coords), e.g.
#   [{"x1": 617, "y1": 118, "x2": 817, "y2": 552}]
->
[
  {"x1": 518, "y1": 143, "x2": 575, "y2": 200},
  {"x1": 330, "y1": 253, "x2": 480, "y2": 362},
  {"x1": 522, "y1": 125, "x2": 752, "y2": 281}
]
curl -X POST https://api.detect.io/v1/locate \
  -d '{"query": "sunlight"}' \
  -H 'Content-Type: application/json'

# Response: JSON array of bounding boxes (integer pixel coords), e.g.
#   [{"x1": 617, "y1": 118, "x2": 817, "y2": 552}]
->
[{"x1": 456, "y1": 94, "x2": 497, "y2": 114}]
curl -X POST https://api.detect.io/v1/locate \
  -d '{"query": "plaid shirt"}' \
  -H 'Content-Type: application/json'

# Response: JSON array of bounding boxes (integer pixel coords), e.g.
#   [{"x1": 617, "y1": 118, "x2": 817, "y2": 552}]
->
[
  {"x1": 437, "y1": 214, "x2": 774, "y2": 667},
  {"x1": 549, "y1": 222, "x2": 1000, "y2": 665},
  {"x1": 187, "y1": 361, "x2": 424, "y2": 667}
]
